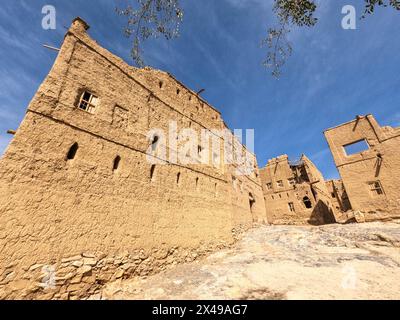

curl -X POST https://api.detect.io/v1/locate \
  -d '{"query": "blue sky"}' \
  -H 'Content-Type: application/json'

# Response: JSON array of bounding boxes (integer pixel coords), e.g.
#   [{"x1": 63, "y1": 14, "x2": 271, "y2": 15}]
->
[{"x1": 0, "y1": 0, "x2": 399, "y2": 179}]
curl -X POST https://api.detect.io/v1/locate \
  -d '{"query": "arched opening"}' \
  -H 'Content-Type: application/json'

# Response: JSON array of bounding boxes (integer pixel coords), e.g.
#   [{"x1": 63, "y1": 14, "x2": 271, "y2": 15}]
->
[
  {"x1": 113, "y1": 155, "x2": 121, "y2": 171},
  {"x1": 177, "y1": 172, "x2": 181, "y2": 185},
  {"x1": 195, "y1": 177, "x2": 199, "y2": 189},
  {"x1": 159, "y1": 81, "x2": 163, "y2": 89},
  {"x1": 303, "y1": 196, "x2": 313, "y2": 209},
  {"x1": 150, "y1": 165, "x2": 156, "y2": 181},
  {"x1": 151, "y1": 135, "x2": 159, "y2": 152},
  {"x1": 249, "y1": 193, "x2": 256, "y2": 213},
  {"x1": 66, "y1": 142, "x2": 79, "y2": 160}
]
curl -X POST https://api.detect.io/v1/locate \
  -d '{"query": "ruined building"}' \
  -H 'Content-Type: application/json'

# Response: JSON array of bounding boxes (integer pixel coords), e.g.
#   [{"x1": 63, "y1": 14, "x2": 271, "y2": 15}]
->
[
  {"x1": 0, "y1": 18, "x2": 266, "y2": 299},
  {"x1": 259, "y1": 154, "x2": 339, "y2": 225},
  {"x1": 260, "y1": 115, "x2": 400, "y2": 225},
  {"x1": 325, "y1": 114, "x2": 400, "y2": 222}
]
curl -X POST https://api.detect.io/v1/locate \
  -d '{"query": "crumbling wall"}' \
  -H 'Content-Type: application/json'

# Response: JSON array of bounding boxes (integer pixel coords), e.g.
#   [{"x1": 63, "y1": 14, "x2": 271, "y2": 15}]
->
[
  {"x1": 325, "y1": 180, "x2": 352, "y2": 214},
  {"x1": 324, "y1": 115, "x2": 400, "y2": 222},
  {"x1": 0, "y1": 18, "x2": 266, "y2": 299}
]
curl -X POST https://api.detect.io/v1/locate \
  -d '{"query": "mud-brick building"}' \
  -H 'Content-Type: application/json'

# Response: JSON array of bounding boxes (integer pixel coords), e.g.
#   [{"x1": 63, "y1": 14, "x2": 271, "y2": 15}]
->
[
  {"x1": 259, "y1": 154, "x2": 338, "y2": 225},
  {"x1": 324, "y1": 114, "x2": 400, "y2": 222},
  {"x1": 0, "y1": 18, "x2": 266, "y2": 299}
]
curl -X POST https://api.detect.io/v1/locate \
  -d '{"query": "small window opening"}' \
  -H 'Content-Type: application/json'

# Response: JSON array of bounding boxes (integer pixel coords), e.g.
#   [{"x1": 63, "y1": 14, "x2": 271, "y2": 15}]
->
[
  {"x1": 150, "y1": 165, "x2": 156, "y2": 181},
  {"x1": 159, "y1": 81, "x2": 163, "y2": 89},
  {"x1": 331, "y1": 192, "x2": 336, "y2": 198},
  {"x1": 344, "y1": 139, "x2": 369, "y2": 156},
  {"x1": 177, "y1": 88, "x2": 180, "y2": 95},
  {"x1": 249, "y1": 193, "x2": 256, "y2": 213},
  {"x1": 266, "y1": 183, "x2": 272, "y2": 190},
  {"x1": 196, "y1": 177, "x2": 199, "y2": 188},
  {"x1": 303, "y1": 196, "x2": 313, "y2": 209},
  {"x1": 177, "y1": 172, "x2": 181, "y2": 185},
  {"x1": 66, "y1": 142, "x2": 79, "y2": 160},
  {"x1": 277, "y1": 180, "x2": 284, "y2": 188},
  {"x1": 113, "y1": 155, "x2": 121, "y2": 171},
  {"x1": 78, "y1": 91, "x2": 98, "y2": 114},
  {"x1": 288, "y1": 202, "x2": 295, "y2": 212},
  {"x1": 151, "y1": 135, "x2": 159, "y2": 151},
  {"x1": 369, "y1": 181, "x2": 384, "y2": 196}
]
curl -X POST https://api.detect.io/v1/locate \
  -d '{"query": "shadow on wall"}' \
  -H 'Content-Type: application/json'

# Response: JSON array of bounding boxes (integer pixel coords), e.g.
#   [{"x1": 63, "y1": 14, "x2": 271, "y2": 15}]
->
[{"x1": 307, "y1": 200, "x2": 336, "y2": 226}]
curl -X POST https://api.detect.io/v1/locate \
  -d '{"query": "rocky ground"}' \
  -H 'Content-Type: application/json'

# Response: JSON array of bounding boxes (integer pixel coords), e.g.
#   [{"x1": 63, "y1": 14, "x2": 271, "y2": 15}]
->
[{"x1": 100, "y1": 221, "x2": 400, "y2": 300}]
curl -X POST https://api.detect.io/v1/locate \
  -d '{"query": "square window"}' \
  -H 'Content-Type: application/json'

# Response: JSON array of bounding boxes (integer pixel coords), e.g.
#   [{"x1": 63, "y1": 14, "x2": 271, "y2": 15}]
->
[
  {"x1": 266, "y1": 183, "x2": 272, "y2": 190},
  {"x1": 78, "y1": 91, "x2": 99, "y2": 114},
  {"x1": 288, "y1": 178, "x2": 296, "y2": 186},
  {"x1": 344, "y1": 139, "x2": 369, "y2": 156},
  {"x1": 368, "y1": 181, "x2": 384, "y2": 196},
  {"x1": 277, "y1": 180, "x2": 284, "y2": 188}
]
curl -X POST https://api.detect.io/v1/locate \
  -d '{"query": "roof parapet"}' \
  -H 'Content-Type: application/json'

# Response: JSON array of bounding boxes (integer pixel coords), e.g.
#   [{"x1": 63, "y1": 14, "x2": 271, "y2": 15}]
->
[{"x1": 72, "y1": 17, "x2": 90, "y2": 31}]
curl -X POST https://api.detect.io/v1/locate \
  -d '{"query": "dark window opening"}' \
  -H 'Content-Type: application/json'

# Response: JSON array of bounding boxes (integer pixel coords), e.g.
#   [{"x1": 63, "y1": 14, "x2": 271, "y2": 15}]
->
[
  {"x1": 66, "y1": 143, "x2": 79, "y2": 160},
  {"x1": 159, "y1": 81, "x2": 163, "y2": 89},
  {"x1": 288, "y1": 202, "x2": 295, "y2": 212},
  {"x1": 196, "y1": 177, "x2": 199, "y2": 188},
  {"x1": 344, "y1": 139, "x2": 369, "y2": 156},
  {"x1": 369, "y1": 181, "x2": 384, "y2": 196},
  {"x1": 249, "y1": 193, "x2": 256, "y2": 213},
  {"x1": 113, "y1": 155, "x2": 121, "y2": 171},
  {"x1": 331, "y1": 192, "x2": 336, "y2": 198},
  {"x1": 150, "y1": 165, "x2": 156, "y2": 181},
  {"x1": 177, "y1": 172, "x2": 181, "y2": 185},
  {"x1": 78, "y1": 91, "x2": 98, "y2": 114},
  {"x1": 151, "y1": 135, "x2": 159, "y2": 151},
  {"x1": 303, "y1": 196, "x2": 312, "y2": 209},
  {"x1": 177, "y1": 89, "x2": 180, "y2": 95}
]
